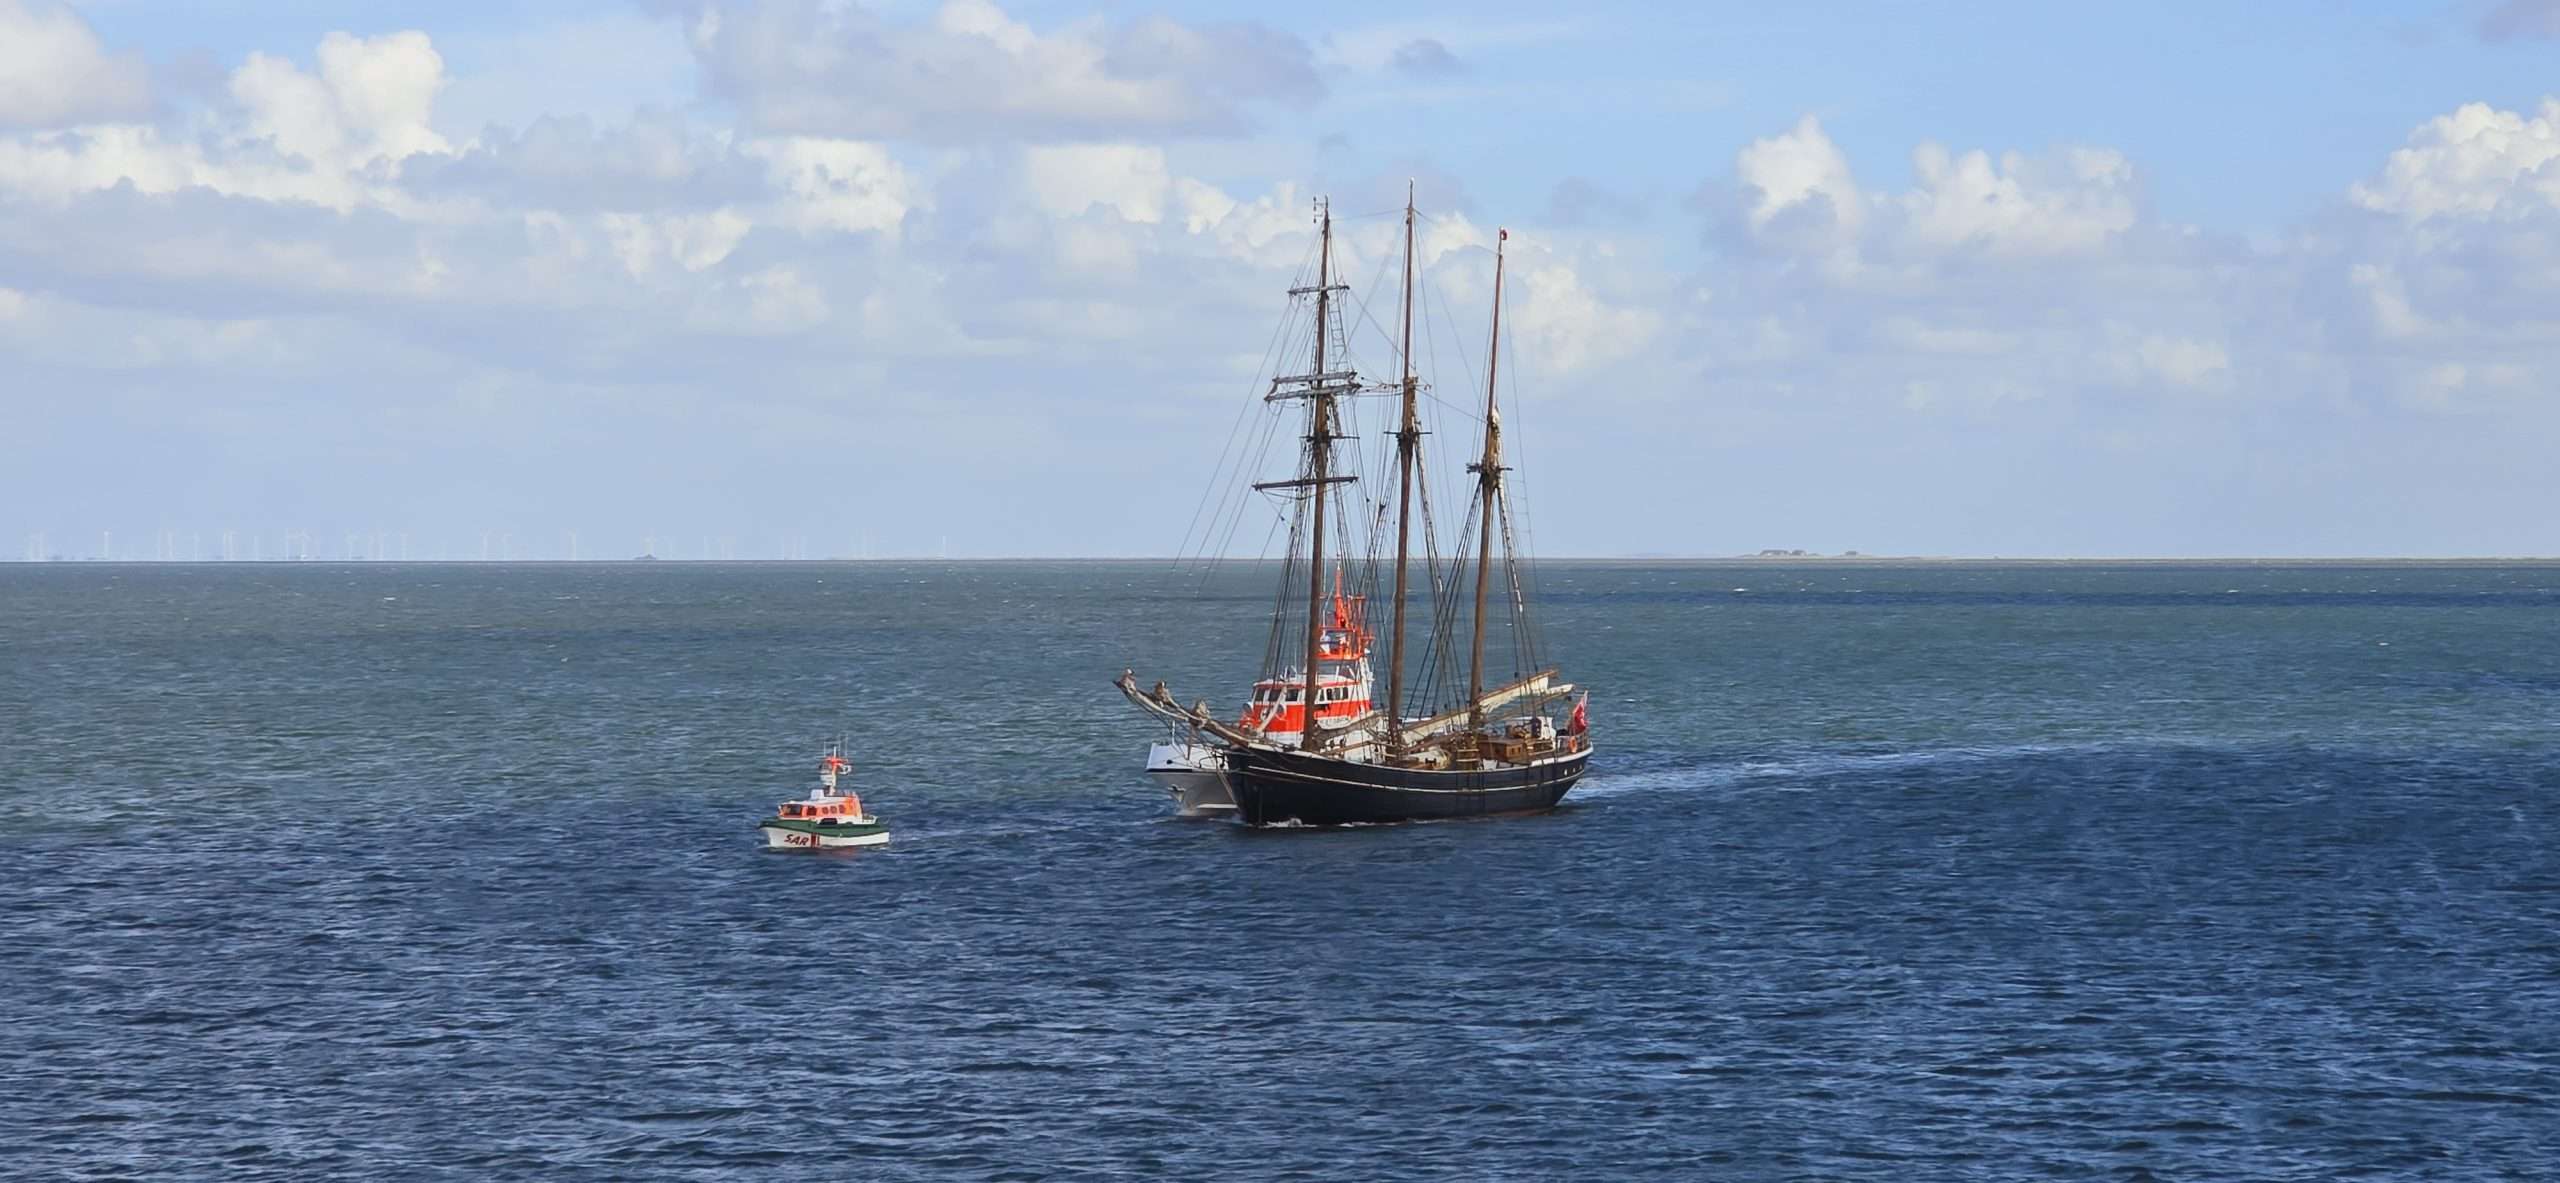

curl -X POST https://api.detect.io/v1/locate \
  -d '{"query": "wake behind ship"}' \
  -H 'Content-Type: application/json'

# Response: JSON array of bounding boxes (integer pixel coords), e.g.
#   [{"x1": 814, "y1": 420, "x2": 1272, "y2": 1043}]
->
[{"x1": 1122, "y1": 190, "x2": 1592, "y2": 826}]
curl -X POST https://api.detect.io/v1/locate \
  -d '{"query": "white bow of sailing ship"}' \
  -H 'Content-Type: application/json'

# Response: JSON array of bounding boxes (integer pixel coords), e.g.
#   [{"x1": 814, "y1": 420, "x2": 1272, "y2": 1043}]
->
[{"x1": 1124, "y1": 192, "x2": 1593, "y2": 826}]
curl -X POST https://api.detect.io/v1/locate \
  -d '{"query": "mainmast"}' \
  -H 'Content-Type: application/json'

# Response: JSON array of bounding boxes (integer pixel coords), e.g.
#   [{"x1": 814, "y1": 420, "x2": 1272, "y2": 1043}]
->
[
  {"x1": 1467, "y1": 229, "x2": 1508, "y2": 731},
  {"x1": 1386, "y1": 183, "x2": 1419, "y2": 747},
  {"x1": 1298, "y1": 200, "x2": 1337, "y2": 751}
]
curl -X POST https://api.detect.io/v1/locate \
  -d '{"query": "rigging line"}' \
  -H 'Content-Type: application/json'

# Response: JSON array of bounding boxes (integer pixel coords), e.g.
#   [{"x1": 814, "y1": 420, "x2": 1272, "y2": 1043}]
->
[
  {"x1": 1255, "y1": 505, "x2": 1285, "y2": 562},
  {"x1": 1413, "y1": 257, "x2": 1460, "y2": 610},
  {"x1": 1236, "y1": 504, "x2": 1286, "y2": 632},
  {"x1": 1412, "y1": 210, "x2": 1518, "y2": 255},
  {"x1": 1479, "y1": 270, "x2": 1543, "y2": 693},
  {"x1": 1265, "y1": 464, "x2": 1311, "y2": 679},
  {"x1": 1196, "y1": 375, "x2": 1294, "y2": 589},
  {"x1": 1414, "y1": 527, "x2": 1452, "y2": 709},
  {"x1": 1189, "y1": 276, "x2": 1315, "y2": 572},
  {"x1": 1417, "y1": 495, "x2": 1479, "y2": 700},
  {"x1": 1174, "y1": 238, "x2": 1320, "y2": 571},
  {"x1": 1189, "y1": 405, "x2": 1278, "y2": 577},
  {"x1": 1323, "y1": 226, "x2": 1408, "y2": 401},
  {"x1": 1340, "y1": 247, "x2": 1412, "y2": 378},
  {"x1": 1200, "y1": 411, "x2": 1289, "y2": 586},
  {"x1": 1243, "y1": 513, "x2": 1287, "y2": 691},
  {"x1": 1411, "y1": 281, "x2": 1457, "y2": 540},
  {"x1": 1419, "y1": 387, "x2": 1486, "y2": 425},
  {"x1": 1421, "y1": 530, "x2": 1477, "y2": 714},
  {"x1": 1416, "y1": 445, "x2": 1449, "y2": 609},
  {"x1": 1412, "y1": 253, "x2": 1475, "y2": 594},
  {"x1": 1353, "y1": 202, "x2": 1453, "y2": 391},
  {"x1": 1418, "y1": 265, "x2": 1489, "y2": 427},
  {"x1": 1400, "y1": 229, "x2": 1484, "y2": 433},
  {"x1": 1175, "y1": 333, "x2": 1294, "y2": 571},
  {"x1": 1500, "y1": 490, "x2": 1536, "y2": 683},
  {"x1": 1494, "y1": 272, "x2": 1547, "y2": 658}
]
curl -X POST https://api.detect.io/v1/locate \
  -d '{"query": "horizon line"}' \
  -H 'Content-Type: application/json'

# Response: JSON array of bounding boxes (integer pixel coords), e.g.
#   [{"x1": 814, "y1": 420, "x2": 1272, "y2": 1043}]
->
[{"x1": 13, "y1": 555, "x2": 2560, "y2": 566}]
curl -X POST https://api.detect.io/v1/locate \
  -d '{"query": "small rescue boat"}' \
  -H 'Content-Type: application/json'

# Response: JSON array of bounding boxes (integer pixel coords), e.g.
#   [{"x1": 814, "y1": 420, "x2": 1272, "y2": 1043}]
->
[{"x1": 759, "y1": 747, "x2": 889, "y2": 849}]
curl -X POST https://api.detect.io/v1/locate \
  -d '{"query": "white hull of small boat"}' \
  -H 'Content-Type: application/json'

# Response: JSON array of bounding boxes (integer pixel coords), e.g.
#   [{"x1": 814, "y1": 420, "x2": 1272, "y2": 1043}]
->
[
  {"x1": 1147, "y1": 741, "x2": 1234, "y2": 816},
  {"x1": 761, "y1": 822, "x2": 890, "y2": 849}
]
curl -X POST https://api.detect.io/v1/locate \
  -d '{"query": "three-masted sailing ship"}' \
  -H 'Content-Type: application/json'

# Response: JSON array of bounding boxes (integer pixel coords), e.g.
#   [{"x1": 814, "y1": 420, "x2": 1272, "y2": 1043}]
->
[{"x1": 1121, "y1": 192, "x2": 1592, "y2": 826}]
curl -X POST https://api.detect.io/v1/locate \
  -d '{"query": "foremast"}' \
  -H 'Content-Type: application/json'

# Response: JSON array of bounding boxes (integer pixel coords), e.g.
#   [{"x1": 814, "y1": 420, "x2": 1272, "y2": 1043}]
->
[
  {"x1": 1298, "y1": 202, "x2": 1339, "y2": 751},
  {"x1": 1249, "y1": 199, "x2": 1360, "y2": 751}
]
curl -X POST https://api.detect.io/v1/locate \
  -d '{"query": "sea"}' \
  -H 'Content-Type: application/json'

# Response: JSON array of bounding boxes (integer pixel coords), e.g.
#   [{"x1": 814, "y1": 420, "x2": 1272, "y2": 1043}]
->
[{"x1": 2, "y1": 560, "x2": 2555, "y2": 1180}]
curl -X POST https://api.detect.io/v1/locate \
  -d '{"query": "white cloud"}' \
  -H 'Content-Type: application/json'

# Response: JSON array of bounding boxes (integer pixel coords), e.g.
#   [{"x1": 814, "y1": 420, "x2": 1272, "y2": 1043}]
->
[
  {"x1": 2349, "y1": 262, "x2": 2434, "y2": 340},
  {"x1": 1880, "y1": 317, "x2": 2018, "y2": 355},
  {"x1": 1416, "y1": 208, "x2": 1492, "y2": 265},
  {"x1": 0, "y1": 1, "x2": 150, "y2": 129},
  {"x1": 2135, "y1": 334, "x2": 2231, "y2": 388},
  {"x1": 686, "y1": 0, "x2": 1319, "y2": 142},
  {"x1": 232, "y1": 31, "x2": 451, "y2": 170},
  {"x1": 1732, "y1": 116, "x2": 2138, "y2": 268},
  {"x1": 0, "y1": 125, "x2": 195, "y2": 203},
  {"x1": 601, "y1": 208, "x2": 752, "y2": 275},
  {"x1": 747, "y1": 137, "x2": 913, "y2": 235},
  {"x1": 2417, "y1": 360, "x2": 2467, "y2": 406},
  {"x1": 1736, "y1": 114, "x2": 1863, "y2": 241},
  {"x1": 1316, "y1": 20, "x2": 1578, "y2": 73},
  {"x1": 13, "y1": 12, "x2": 2560, "y2": 557},
  {"x1": 0, "y1": 30, "x2": 453, "y2": 212},
  {"x1": 431, "y1": 11, "x2": 697, "y2": 138},
  {"x1": 2327, "y1": 98, "x2": 2560, "y2": 413},
  {"x1": 1700, "y1": 99, "x2": 2560, "y2": 438},
  {"x1": 407, "y1": 112, "x2": 757, "y2": 211},
  {"x1": 1021, "y1": 144, "x2": 1169, "y2": 223},
  {"x1": 1897, "y1": 142, "x2": 2136, "y2": 257},
  {"x1": 2349, "y1": 99, "x2": 2560, "y2": 220},
  {"x1": 733, "y1": 265, "x2": 829, "y2": 333},
  {"x1": 1505, "y1": 241, "x2": 1661, "y2": 373}
]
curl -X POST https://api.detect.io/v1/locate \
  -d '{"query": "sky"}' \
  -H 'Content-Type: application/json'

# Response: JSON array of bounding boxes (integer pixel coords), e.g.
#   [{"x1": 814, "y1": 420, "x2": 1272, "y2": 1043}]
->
[{"x1": 5, "y1": 0, "x2": 2560, "y2": 559}]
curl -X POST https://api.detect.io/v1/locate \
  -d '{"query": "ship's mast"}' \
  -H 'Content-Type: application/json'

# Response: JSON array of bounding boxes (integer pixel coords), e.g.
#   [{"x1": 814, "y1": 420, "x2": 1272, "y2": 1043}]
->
[
  {"x1": 1298, "y1": 201, "x2": 1336, "y2": 751},
  {"x1": 1467, "y1": 229, "x2": 1508, "y2": 732},
  {"x1": 1386, "y1": 183, "x2": 1419, "y2": 748}
]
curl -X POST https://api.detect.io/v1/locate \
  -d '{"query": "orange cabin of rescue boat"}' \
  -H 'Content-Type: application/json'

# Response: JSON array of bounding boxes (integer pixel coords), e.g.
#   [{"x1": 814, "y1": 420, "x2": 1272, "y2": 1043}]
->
[
  {"x1": 1237, "y1": 579, "x2": 1375, "y2": 733},
  {"x1": 779, "y1": 794, "x2": 863, "y2": 820}
]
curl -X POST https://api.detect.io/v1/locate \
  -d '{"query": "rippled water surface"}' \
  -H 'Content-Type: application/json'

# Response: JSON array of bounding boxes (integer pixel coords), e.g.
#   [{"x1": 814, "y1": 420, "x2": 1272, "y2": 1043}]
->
[{"x1": 4, "y1": 561, "x2": 2558, "y2": 1179}]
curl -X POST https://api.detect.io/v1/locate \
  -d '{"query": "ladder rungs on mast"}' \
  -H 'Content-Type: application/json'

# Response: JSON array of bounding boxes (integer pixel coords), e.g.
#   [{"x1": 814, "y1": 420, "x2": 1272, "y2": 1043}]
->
[
  {"x1": 1265, "y1": 380, "x2": 1362, "y2": 403},
  {"x1": 1273, "y1": 369, "x2": 1358, "y2": 387}
]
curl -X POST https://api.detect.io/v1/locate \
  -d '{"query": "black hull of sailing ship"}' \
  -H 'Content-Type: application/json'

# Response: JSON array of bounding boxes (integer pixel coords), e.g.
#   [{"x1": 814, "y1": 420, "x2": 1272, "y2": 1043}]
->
[{"x1": 1221, "y1": 746, "x2": 1591, "y2": 827}]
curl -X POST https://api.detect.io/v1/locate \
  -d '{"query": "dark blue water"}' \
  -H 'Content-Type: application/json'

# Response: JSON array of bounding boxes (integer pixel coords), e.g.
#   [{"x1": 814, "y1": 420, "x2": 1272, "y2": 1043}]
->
[{"x1": 4, "y1": 561, "x2": 2557, "y2": 1179}]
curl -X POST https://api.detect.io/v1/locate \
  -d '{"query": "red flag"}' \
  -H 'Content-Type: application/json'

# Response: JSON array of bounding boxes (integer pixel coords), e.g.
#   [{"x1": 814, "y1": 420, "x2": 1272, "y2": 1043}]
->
[{"x1": 1566, "y1": 692, "x2": 1588, "y2": 735}]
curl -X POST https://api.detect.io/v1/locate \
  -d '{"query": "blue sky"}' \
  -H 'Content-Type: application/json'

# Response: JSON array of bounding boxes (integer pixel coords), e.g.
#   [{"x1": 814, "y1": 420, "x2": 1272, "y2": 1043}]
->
[{"x1": 7, "y1": 0, "x2": 2560, "y2": 557}]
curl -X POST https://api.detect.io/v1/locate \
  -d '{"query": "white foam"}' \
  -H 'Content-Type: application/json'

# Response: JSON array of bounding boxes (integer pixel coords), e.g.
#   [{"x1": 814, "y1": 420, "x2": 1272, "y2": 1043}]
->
[{"x1": 1569, "y1": 741, "x2": 2102, "y2": 801}]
